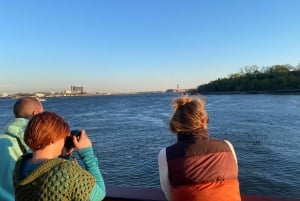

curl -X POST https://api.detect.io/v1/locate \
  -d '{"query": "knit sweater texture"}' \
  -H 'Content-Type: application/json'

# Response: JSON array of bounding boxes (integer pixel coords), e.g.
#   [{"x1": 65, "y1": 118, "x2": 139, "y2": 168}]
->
[{"x1": 14, "y1": 147, "x2": 106, "y2": 201}]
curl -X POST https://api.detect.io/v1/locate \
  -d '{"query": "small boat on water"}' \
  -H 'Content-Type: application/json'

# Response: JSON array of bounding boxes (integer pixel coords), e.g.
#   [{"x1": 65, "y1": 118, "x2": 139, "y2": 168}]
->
[
  {"x1": 104, "y1": 185, "x2": 300, "y2": 201},
  {"x1": 36, "y1": 97, "x2": 46, "y2": 102}
]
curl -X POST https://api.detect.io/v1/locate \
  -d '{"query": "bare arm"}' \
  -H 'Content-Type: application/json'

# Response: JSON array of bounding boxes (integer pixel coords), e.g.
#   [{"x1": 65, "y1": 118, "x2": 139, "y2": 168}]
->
[{"x1": 158, "y1": 148, "x2": 172, "y2": 201}]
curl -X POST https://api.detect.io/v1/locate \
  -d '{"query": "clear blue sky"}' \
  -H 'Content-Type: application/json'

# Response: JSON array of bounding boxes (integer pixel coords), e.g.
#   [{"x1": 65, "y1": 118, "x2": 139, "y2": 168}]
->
[{"x1": 1, "y1": 0, "x2": 299, "y2": 94}]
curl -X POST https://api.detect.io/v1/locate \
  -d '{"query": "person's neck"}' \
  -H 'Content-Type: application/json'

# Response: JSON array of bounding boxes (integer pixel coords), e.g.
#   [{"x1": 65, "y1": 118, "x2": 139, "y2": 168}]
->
[{"x1": 32, "y1": 145, "x2": 60, "y2": 162}]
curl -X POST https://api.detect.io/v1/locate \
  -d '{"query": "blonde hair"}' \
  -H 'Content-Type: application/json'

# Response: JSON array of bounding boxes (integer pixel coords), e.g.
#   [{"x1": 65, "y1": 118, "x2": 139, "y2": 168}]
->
[{"x1": 169, "y1": 95, "x2": 208, "y2": 133}]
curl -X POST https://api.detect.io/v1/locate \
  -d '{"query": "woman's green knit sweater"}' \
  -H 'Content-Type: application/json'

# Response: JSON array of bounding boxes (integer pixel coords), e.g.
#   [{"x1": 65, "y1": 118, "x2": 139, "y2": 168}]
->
[{"x1": 13, "y1": 147, "x2": 106, "y2": 201}]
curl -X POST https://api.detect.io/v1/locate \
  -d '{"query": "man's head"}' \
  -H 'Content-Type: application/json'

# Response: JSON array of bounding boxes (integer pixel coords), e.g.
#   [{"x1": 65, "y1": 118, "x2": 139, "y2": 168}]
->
[{"x1": 13, "y1": 97, "x2": 44, "y2": 119}]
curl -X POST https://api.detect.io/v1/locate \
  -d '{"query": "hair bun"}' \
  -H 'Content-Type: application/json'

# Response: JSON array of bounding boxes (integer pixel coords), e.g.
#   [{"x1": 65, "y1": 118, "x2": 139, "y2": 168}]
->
[{"x1": 173, "y1": 96, "x2": 192, "y2": 108}]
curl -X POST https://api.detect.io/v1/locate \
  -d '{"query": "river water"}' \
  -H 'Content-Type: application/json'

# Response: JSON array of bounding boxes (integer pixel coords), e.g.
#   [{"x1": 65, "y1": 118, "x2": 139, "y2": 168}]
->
[{"x1": 1, "y1": 93, "x2": 299, "y2": 198}]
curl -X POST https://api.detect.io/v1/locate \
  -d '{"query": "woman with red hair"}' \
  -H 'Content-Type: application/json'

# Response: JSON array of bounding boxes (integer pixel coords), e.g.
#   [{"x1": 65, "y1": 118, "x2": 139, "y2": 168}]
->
[{"x1": 13, "y1": 111, "x2": 106, "y2": 201}]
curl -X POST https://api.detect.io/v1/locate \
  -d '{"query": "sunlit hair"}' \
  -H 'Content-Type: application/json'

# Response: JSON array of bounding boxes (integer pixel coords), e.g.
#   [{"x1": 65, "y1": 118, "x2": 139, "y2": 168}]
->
[
  {"x1": 24, "y1": 111, "x2": 70, "y2": 150},
  {"x1": 169, "y1": 95, "x2": 208, "y2": 133}
]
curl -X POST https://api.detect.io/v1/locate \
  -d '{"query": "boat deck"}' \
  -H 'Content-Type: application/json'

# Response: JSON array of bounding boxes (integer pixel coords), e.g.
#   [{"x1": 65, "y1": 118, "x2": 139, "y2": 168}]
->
[{"x1": 104, "y1": 185, "x2": 300, "y2": 201}]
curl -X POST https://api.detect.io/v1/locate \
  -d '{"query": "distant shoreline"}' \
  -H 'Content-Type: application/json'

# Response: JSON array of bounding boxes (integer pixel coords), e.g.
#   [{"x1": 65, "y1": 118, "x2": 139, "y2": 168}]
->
[
  {"x1": 0, "y1": 91, "x2": 168, "y2": 99},
  {"x1": 1, "y1": 89, "x2": 300, "y2": 100},
  {"x1": 198, "y1": 89, "x2": 300, "y2": 95}
]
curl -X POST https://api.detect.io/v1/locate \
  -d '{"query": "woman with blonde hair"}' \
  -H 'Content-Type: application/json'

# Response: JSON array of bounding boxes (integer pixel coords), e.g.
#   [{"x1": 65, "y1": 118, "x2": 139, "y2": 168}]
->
[{"x1": 158, "y1": 95, "x2": 241, "y2": 201}]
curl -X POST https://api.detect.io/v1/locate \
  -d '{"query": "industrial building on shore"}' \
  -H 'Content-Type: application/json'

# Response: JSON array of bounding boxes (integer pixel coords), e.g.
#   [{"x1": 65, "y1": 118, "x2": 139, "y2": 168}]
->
[{"x1": 63, "y1": 86, "x2": 85, "y2": 96}]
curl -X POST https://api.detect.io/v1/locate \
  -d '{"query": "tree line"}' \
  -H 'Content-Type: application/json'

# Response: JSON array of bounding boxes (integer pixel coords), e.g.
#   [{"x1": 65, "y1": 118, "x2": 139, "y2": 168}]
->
[{"x1": 191, "y1": 64, "x2": 300, "y2": 94}]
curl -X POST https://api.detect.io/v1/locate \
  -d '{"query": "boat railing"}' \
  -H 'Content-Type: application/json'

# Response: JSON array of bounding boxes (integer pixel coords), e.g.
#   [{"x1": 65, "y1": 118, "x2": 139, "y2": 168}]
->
[{"x1": 103, "y1": 185, "x2": 300, "y2": 201}]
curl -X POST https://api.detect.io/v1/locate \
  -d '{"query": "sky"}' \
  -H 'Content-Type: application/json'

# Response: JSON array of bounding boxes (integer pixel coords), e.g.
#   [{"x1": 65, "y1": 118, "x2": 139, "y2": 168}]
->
[{"x1": 0, "y1": 0, "x2": 300, "y2": 94}]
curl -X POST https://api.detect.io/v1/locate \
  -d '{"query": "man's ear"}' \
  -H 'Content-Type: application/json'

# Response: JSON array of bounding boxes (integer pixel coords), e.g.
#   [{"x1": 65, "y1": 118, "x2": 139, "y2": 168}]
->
[{"x1": 31, "y1": 110, "x2": 41, "y2": 117}]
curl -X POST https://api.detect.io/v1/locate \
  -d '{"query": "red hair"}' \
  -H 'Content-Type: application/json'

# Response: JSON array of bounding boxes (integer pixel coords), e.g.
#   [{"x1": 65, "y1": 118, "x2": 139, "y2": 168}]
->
[{"x1": 24, "y1": 111, "x2": 70, "y2": 150}]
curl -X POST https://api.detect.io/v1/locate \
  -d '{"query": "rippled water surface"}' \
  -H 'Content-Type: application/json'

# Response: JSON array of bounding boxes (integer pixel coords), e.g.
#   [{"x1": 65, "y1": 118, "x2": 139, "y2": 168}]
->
[{"x1": 1, "y1": 93, "x2": 299, "y2": 198}]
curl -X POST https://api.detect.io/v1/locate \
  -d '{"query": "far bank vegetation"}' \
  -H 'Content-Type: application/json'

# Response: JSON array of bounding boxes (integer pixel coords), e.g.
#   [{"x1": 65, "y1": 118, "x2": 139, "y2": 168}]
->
[{"x1": 192, "y1": 64, "x2": 300, "y2": 94}]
